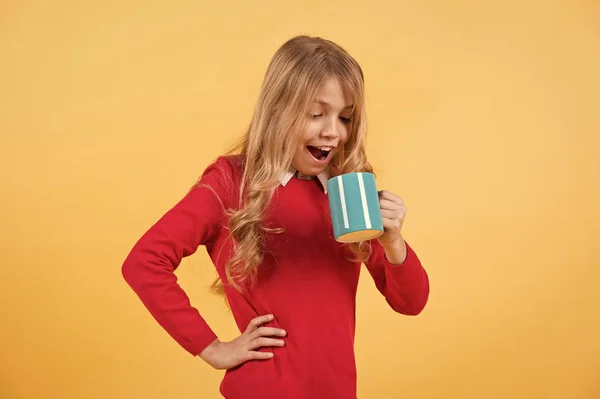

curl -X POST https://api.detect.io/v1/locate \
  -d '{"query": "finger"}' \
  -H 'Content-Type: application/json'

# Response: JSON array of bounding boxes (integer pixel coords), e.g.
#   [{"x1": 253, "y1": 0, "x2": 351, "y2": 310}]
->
[
  {"x1": 245, "y1": 351, "x2": 274, "y2": 361},
  {"x1": 244, "y1": 314, "x2": 274, "y2": 334},
  {"x1": 379, "y1": 198, "x2": 403, "y2": 211},
  {"x1": 381, "y1": 207, "x2": 406, "y2": 218},
  {"x1": 247, "y1": 337, "x2": 285, "y2": 350},
  {"x1": 378, "y1": 190, "x2": 404, "y2": 204},
  {"x1": 380, "y1": 209, "x2": 400, "y2": 220},
  {"x1": 249, "y1": 326, "x2": 287, "y2": 340}
]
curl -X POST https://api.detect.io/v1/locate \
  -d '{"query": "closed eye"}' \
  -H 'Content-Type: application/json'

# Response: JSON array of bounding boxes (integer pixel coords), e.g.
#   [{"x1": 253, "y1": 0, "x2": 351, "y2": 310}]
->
[{"x1": 310, "y1": 114, "x2": 351, "y2": 123}]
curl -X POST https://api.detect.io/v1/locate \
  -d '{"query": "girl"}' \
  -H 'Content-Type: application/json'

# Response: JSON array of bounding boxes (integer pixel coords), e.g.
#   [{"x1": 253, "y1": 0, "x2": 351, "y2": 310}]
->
[{"x1": 122, "y1": 35, "x2": 429, "y2": 399}]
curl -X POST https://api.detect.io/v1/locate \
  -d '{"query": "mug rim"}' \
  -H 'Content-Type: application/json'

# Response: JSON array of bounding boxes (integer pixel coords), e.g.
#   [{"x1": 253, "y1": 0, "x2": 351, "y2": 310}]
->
[{"x1": 326, "y1": 171, "x2": 375, "y2": 183}]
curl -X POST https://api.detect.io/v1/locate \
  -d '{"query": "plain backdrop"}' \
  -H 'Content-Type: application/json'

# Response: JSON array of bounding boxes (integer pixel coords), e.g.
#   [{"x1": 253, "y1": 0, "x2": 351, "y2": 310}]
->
[{"x1": 1, "y1": 0, "x2": 599, "y2": 398}]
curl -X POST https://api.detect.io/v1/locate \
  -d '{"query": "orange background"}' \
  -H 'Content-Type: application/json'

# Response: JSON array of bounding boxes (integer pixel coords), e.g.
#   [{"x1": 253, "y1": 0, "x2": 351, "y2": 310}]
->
[{"x1": 1, "y1": 0, "x2": 599, "y2": 398}]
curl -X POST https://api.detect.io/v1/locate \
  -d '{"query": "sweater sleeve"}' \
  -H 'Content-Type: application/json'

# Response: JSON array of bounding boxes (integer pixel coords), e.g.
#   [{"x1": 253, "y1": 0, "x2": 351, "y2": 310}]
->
[
  {"x1": 121, "y1": 156, "x2": 234, "y2": 356},
  {"x1": 363, "y1": 240, "x2": 430, "y2": 316}
]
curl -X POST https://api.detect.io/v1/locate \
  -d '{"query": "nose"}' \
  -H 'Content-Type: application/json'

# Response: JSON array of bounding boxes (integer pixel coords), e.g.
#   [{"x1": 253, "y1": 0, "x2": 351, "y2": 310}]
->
[{"x1": 320, "y1": 117, "x2": 339, "y2": 140}]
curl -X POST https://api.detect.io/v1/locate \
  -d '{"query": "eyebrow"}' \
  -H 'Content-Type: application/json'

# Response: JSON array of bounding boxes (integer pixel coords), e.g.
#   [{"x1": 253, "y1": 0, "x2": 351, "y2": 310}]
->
[{"x1": 315, "y1": 100, "x2": 354, "y2": 110}]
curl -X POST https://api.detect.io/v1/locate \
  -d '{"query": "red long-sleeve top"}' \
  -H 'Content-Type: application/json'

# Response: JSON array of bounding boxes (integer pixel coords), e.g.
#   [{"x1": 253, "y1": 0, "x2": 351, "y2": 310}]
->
[{"x1": 122, "y1": 155, "x2": 429, "y2": 399}]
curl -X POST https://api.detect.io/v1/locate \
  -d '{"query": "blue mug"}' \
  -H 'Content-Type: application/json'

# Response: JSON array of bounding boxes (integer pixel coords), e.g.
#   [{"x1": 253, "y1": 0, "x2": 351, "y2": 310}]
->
[{"x1": 327, "y1": 172, "x2": 384, "y2": 243}]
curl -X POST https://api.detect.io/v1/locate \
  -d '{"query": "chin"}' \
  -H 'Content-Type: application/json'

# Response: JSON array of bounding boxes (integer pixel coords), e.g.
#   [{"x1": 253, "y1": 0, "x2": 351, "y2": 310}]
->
[{"x1": 296, "y1": 162, "x2": 328, "y2": 176}]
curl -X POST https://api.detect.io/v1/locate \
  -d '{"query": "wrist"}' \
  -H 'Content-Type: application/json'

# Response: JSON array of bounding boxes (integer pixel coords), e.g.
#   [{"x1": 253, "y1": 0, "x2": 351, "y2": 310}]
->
[
  {"x1": 382, "y1": 237, "x2": 407, "y2": 265},
  {"x1": 198, "y1": 338, "x2": 221, "y2": 361}
]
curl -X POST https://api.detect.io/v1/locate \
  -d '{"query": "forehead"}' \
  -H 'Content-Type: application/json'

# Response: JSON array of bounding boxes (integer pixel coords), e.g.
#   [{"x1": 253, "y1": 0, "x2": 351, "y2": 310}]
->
[{"x1": 313, "y1": 77, "x2": 353, "y2": 109}]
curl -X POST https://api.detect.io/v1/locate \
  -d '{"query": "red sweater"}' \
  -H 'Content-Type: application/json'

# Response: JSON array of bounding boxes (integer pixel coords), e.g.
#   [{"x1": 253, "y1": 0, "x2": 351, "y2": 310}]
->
[{"x1": 122, "y1": 155, "x2": 429, "y2": 399}]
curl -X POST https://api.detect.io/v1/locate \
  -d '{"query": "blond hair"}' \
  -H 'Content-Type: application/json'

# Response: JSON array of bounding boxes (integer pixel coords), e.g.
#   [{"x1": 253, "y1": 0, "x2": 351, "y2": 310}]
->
[{"x1": 211, "y1": 35, "x2": 374, "y2": 295}]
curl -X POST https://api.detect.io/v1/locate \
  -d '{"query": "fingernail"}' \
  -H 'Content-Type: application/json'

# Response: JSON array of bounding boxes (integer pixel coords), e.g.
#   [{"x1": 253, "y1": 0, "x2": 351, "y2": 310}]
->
[
  {"x1": 278, "y1": 340, "x2": 285, "y2": 346},
  {"x1": 268, "y1": 352, "x2": 274, "y2": 357}
]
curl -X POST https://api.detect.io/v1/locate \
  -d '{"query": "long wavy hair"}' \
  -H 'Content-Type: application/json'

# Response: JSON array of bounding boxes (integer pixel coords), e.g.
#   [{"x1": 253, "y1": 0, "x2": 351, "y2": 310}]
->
[{"x1": 211, "y1": 35, "x2": 374, "y2": 295}]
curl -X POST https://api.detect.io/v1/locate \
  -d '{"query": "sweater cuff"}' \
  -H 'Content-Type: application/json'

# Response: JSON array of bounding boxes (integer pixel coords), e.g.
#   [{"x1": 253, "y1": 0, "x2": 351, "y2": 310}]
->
[
  {"x1": 384, "y1": 241, "x2": 418, "y2": 270},
  {"x1": 187, "y1": 330, "x2": 219, "y2": 357}
]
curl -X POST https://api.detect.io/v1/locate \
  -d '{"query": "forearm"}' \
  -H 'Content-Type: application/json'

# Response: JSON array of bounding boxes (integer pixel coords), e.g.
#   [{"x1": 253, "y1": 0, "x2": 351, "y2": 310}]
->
[
  {"x1": 382, "y1": 236, "x2": 408, "y2": 265},
  {"x1": 366, "y1": 240, "x2": 430, "y2": 315}
]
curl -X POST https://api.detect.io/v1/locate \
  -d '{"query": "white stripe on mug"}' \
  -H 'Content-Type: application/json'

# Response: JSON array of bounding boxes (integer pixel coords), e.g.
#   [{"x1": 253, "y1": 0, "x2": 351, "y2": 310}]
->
[
  {"x1": 337, "y1": 176, "x2": 350, "y2": 229},
  {"x1": 357, "y1": 173, "x2": 372, "y2": 229}
]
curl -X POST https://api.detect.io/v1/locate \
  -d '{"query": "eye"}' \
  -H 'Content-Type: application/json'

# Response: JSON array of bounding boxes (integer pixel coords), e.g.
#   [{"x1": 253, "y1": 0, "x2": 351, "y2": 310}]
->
[
  {"x1": 311, "y1": 114, "x2": 323, "y2": 119},
  {"x1": 340, "y1": 116, "x2": 352, "y2": 124}
]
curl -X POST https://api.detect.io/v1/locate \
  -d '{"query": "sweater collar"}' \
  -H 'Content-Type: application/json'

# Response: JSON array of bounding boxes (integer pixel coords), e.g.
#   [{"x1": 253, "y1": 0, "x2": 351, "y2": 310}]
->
[{"x1": 280, "y1": 169, "x2": 330, "y2": 194}]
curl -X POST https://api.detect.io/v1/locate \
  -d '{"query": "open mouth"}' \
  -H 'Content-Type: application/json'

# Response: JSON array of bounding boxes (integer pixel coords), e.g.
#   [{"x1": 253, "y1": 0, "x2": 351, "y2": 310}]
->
[{"x1": 307, "y1": 145, "x2": 333, "y2": 161}]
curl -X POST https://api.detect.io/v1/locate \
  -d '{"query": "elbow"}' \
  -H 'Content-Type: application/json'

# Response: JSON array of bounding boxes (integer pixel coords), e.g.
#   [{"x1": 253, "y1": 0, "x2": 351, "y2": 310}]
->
[
  {"x1": 121, "y1": 257, "x2": 136, "y2": 287},
  {"x1": 121, "y1": 248, "x2": 176, "y2": 290},
  {"x1": 121, "y1": 251, "x2": 143, "y2": 288},
  {"x1": 392, "y1": 298, "x2": 428, "y2": 316},
  {"x1": 404, "y1": 270, "x2": 430, "y2": 316},
  {"x1": 401, "y1": 298, "x2": 428, "y2": 316},
  {"x1": 388, "y1": 297, "x2": 428, "y2": 316},
  {"x1": 389, "y1": 282, "x2": 430, "y2": 316}
]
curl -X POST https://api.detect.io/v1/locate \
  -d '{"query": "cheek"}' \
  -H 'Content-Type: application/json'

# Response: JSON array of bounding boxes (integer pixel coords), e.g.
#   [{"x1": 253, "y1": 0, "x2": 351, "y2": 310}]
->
[
  {"x1": 302, "y1": 121, "x2": 321, "y2": 142},
  {"x1": 339, "y1": 124, "x2": 350, "y2": 144}
]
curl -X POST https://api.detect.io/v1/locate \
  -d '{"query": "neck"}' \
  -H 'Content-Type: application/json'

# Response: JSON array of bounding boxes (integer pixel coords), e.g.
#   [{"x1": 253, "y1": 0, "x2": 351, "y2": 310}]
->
[{"x1": 295, "y1": 171, "x2": 317, "y2": 180}]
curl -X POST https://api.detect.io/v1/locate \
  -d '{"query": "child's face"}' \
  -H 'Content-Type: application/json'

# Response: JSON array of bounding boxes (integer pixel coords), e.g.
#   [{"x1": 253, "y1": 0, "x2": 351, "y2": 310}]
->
[{"x1": 292, "y1": 77, "x2": 353, "y2": 176}]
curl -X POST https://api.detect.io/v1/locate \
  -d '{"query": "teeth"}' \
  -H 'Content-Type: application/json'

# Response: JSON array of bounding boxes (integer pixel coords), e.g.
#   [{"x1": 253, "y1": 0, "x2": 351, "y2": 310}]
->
[{"x1": 316, "y1": 146, "x2": 333, "y2": 151}]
